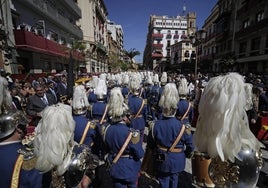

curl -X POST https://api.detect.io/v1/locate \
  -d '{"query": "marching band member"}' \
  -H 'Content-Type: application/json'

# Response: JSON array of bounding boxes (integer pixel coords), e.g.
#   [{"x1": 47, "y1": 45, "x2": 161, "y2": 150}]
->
[
  {"x1": 176, "y1": 77, "x2": 194, "y2": 129},
  {"x1": 128, "y1": 73, "x2": 147, "y2": 143},
  {"x1": 33, "y1": 103, "x2": 99, "y2": 188},
  {"x1": 149, "y1": 73, "x2": 161, "y2": 121},
  {"x1": 147, "y1": 83, "x2": 194, "y2": 188},
  {"x1": 194, "y1": 72, "x2": 263, "y2": 187},
  {"x1": 72, "y1": 84, "x2": 95, "y2": 146},
  {"x1": 102, "y1": 87, "x2": 144, "y2": 188}
]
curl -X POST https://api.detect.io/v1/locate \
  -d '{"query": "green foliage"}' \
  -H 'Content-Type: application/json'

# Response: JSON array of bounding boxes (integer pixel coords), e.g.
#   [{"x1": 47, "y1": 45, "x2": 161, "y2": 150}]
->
[{"x1": 123, "y1": 48, "x2": 141, "y2": 63}]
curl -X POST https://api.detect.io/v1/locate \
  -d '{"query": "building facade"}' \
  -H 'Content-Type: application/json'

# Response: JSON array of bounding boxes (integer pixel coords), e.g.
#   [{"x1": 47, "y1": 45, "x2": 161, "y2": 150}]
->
[
  {"x1": 10, "y1": 0, "x2": 84, "y2": 74},
  {"x1": 170, "y1": 39, "x2": 196, "y2": 73},
  {"x1": 204, "y1": 0, "x2": 268, "y2": 74},
  {"x1": 77, "y1": 0, "x2": 109, "y2": 73},
  {"x1": 143, "y1": 13, "x2": 196, "y2": 72}
]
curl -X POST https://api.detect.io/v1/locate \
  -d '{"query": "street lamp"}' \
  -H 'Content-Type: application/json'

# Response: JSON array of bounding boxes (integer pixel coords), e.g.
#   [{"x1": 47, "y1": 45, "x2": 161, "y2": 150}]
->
[{"x1": 190, "y1": 29, "x2": 206, "y2": 79}]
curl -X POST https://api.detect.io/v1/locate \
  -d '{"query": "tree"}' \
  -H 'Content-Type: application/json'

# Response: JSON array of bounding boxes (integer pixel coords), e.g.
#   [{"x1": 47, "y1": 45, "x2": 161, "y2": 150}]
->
[{"x1": 123, "y1": 48, "x2": 141, "y2": 63}]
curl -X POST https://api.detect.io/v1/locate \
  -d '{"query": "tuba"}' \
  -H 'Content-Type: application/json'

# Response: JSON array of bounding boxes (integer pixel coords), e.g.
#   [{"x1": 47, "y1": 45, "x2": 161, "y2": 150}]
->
[{"x1": 209, "y1": 148, "x2": 263, "y2": 188}]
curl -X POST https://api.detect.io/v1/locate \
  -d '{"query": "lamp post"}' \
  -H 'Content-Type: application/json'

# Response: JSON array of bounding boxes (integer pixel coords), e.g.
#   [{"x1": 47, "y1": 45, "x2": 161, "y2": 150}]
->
[{"x1": 190, "y1": 29, "x2": 206, "y2": 79}]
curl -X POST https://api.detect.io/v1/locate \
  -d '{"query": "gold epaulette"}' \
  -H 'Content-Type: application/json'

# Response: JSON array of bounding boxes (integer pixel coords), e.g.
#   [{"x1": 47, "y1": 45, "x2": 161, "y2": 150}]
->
[{"x1": 19, "y1": 132, "x2": 37, "y2": 170}]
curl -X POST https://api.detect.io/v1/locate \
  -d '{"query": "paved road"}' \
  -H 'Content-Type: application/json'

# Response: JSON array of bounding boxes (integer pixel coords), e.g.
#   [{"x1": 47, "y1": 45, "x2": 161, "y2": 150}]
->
[
  {"x1": 181, "y1": 146, "x2": 268, "y2": 188},
  {"x1": 140, "y1": 137, "x2": 268, "y2": 188}
]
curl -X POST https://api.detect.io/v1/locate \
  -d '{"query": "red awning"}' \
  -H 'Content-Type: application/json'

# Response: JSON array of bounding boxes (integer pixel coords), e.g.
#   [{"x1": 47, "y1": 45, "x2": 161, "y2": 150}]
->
[{"x1": 14, "y1": 30, "x2": 84, "y2": 61}]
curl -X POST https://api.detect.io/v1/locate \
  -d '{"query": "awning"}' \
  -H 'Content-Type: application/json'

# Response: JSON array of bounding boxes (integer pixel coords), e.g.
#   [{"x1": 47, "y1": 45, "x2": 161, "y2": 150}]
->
[{"x1": 14, "y1": 29, "x2": 84, "y2": 61}]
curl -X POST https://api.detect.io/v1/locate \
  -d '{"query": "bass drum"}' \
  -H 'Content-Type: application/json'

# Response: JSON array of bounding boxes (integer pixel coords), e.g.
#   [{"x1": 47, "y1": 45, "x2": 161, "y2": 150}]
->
[{"x1": 191, "y1": 151, "x2": 215, "y2": 188}]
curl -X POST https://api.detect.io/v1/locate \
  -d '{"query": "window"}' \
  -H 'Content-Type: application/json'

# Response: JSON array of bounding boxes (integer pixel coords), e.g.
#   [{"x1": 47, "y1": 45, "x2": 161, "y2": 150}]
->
[
  {"x1": 251, "y1": 37, "x2": 261, "y2": 51},
  {"x1": 243, "y1": 19, "x2": 250, "y2": 28},
  {"x1": 185, "y1": 50, "x2": 190, "y2": 57},
  {"x1": 256, "y1": 11, "x2": 264, "y2": 22},
  {"x1": 239, "y1": 42, "x2": 247, "y2": 53}
]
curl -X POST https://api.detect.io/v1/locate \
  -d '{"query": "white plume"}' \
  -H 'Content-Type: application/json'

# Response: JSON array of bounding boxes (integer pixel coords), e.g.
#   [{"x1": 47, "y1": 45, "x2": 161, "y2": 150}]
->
[
  {"x1": 178, "y1": 77, "x2": 188, "y2": 96},
  {"x1": 194, "y1": 72, "x2": 261, "y2": 162},
  {"x1": 0, "y1": 76, "x2": 12, "y2": 113},
  {"x1": 72, "y1": 85, "x2": 90, "y2": 110},
  {"x1": 34, "y1": 103, "x2": 75, "y2": 175},
  {"x1": 107, "y1": 87, "x2": 129, "y2": 121},
  {"x1": 159, "y1": 83, "x2": 179, "y2": 116}
]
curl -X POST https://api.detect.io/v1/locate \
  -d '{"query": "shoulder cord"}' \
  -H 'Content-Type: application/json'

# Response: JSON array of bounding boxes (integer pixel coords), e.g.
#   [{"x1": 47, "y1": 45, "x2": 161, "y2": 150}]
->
[
  {"x1": 79, "y1": 121, "x2": 92, "y2": 145},
  {"x1": 112, "y1": 132, "x2": 133, "y2": 164},
  {"x1": 134, "y1": 99, "x2": 145, "y2": 119},
  {"x1": 180, "y1": 102, "x2": 191, "y2": 121},
  {"x1": 100, "y1": 105, "x2": 108, "y2": 125},
  {"x1": 169, "y1": 124, "x2": 186, "y2": 152},
  {"x1": 11, "y1": 154, "x2": 24, "y2": 188}
]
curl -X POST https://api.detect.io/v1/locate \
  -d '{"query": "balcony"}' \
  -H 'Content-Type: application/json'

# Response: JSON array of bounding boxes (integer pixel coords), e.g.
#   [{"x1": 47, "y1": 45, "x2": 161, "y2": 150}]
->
[
  {"x1": 166, "y1": 34, "x2": 172, "y2": 39},
  {"x1": 236, "y1": 18, "x2": 268, "y2": 38},
  {"x1": 14, "y1": 30, "x2": 84, "y2": 61},
  {"x1": 152, "y1": 33, "x2": 163, "y2": 39},
  {"x1": 152, "y1": 52, "x2": 163, "y2": 58},
  {"x1": 173, "y1": 34, "x2": 179, "y2": 39},
  {"x1": 96, "y1": 42, "x2": 107, "y2": 53},
  {"x1": 62, "y1": 0, "x2": 81, "y2": 17},
  {"x1": 152, "y1": 43, "x2": 163, "y2": 48},
  {"x1": 21, "y1": 0, "x2": 82, "y2": 38}
]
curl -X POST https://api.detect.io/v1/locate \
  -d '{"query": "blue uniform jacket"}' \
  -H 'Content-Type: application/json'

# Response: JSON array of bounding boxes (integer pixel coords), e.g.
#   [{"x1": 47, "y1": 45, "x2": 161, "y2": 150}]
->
[
  {"x1": 104, "y1": 122, "x2": 144, "y2": 181},
  {"x1": 73, "y1": 115, "x2": 95, "y2": 146},
  {"x1": 0, "y1": 141, "x2": 43, "y2": 188},
  {"x1": 121, "y1": 86, "x2": 129, "y2": 98},
  {"x1": 128, "y1": 94, "x2": 146, "y2": 132},
  {"x1": 149, "y1": 85, "x2": 160, "y2": 106},
  {"x1": 88, "y1": 92, "x2": 97, "y2": 104},
  {"x1": 176, "y1": 99, "x2": 194, "y2": 125},
  {"x1": 148, "y1": 116, "x2": 194, "y2": 173},
  {"x1": 91, "y1": 101, "x2": 107, "y2": 121}
]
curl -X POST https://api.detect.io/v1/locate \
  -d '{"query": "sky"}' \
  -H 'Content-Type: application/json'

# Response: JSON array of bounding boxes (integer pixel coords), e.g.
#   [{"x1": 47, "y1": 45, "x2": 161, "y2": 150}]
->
[{"x1": 104, "y1": 0, "x2": 218, "y2": 62}]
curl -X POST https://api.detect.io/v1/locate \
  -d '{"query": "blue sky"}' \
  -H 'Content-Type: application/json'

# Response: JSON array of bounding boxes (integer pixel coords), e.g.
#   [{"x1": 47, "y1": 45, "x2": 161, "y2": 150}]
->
[{"x1": 104, "y1": 0, "x2": 218, "y2": 62}]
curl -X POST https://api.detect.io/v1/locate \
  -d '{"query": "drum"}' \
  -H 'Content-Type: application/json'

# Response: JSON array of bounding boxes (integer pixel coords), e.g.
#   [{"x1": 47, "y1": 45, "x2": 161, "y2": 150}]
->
[
  {"x1": 141, "y1": 148, "x2": 155, "y2": 178},
  {"x1": 191, "y1": 151, "x2": 215, "y2": 188},
  {"x1": 140, "y1": 148, "x2": 160, "y2": 187}
]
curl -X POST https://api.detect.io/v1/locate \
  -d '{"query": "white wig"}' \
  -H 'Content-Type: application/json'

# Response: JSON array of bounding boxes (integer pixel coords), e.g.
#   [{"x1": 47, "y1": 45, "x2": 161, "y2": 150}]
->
[
  {"x1": 94, "y1": 79, "x2": 107, "y2": 99},
  {"x1": 153, "y1": 73, "x2": 159, "y2": 83},
  {"x1": 129, "y1": 74, "x2": 141, "y2": 94},
  {"x1": 122, "y1": 74, "x2": 130, "y2": 85},
  {"x1": 72, "y1": 85, "x2": 90, "y2": 114},
  {"x1": 160, "y1": 72, "x2": 167, "y2": 84},
  {"x1": 34, "y1": 103, "x2": 76, "y2": 175},
  {"x1": 194, "y1": 72, "x2": 261, "y2": 162},
  {"x1": 178, "y1": 77, "x2": 188, "y2": 96},
  {"x1": 0, "y1": 76, "x2": 12, "y2": 113},
  {"x1": 107, "y1": 87, "x2": 129, "y2": 122},
  {"x1": 158, "y1": 83, "x2": 179, "y2": 117}
]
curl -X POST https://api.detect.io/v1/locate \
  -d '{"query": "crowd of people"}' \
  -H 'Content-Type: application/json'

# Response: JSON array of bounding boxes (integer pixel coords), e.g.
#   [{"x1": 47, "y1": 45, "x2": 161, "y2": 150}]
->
[{"x1": 0, "y1": 70, "x2": 267, "y2": 188}]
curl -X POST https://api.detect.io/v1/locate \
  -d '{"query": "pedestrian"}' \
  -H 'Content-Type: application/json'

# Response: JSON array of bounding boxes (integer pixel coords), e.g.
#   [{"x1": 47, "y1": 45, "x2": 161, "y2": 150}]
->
[
  {"x1": 0, "y1": 75, "x2": 43, "y2": 188},
  {"x1": 147, "y1": 83, "x2": 194, "y2": 188},
  {"x1": 26, "y1": 84, "x2": 56, "y2": 126}
]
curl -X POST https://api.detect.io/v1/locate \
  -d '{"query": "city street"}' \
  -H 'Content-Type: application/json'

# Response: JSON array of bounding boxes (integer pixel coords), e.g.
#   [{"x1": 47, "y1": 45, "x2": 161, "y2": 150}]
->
[{"x1": 140, "y1": 131, "x2": 268, "y2": 188}]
